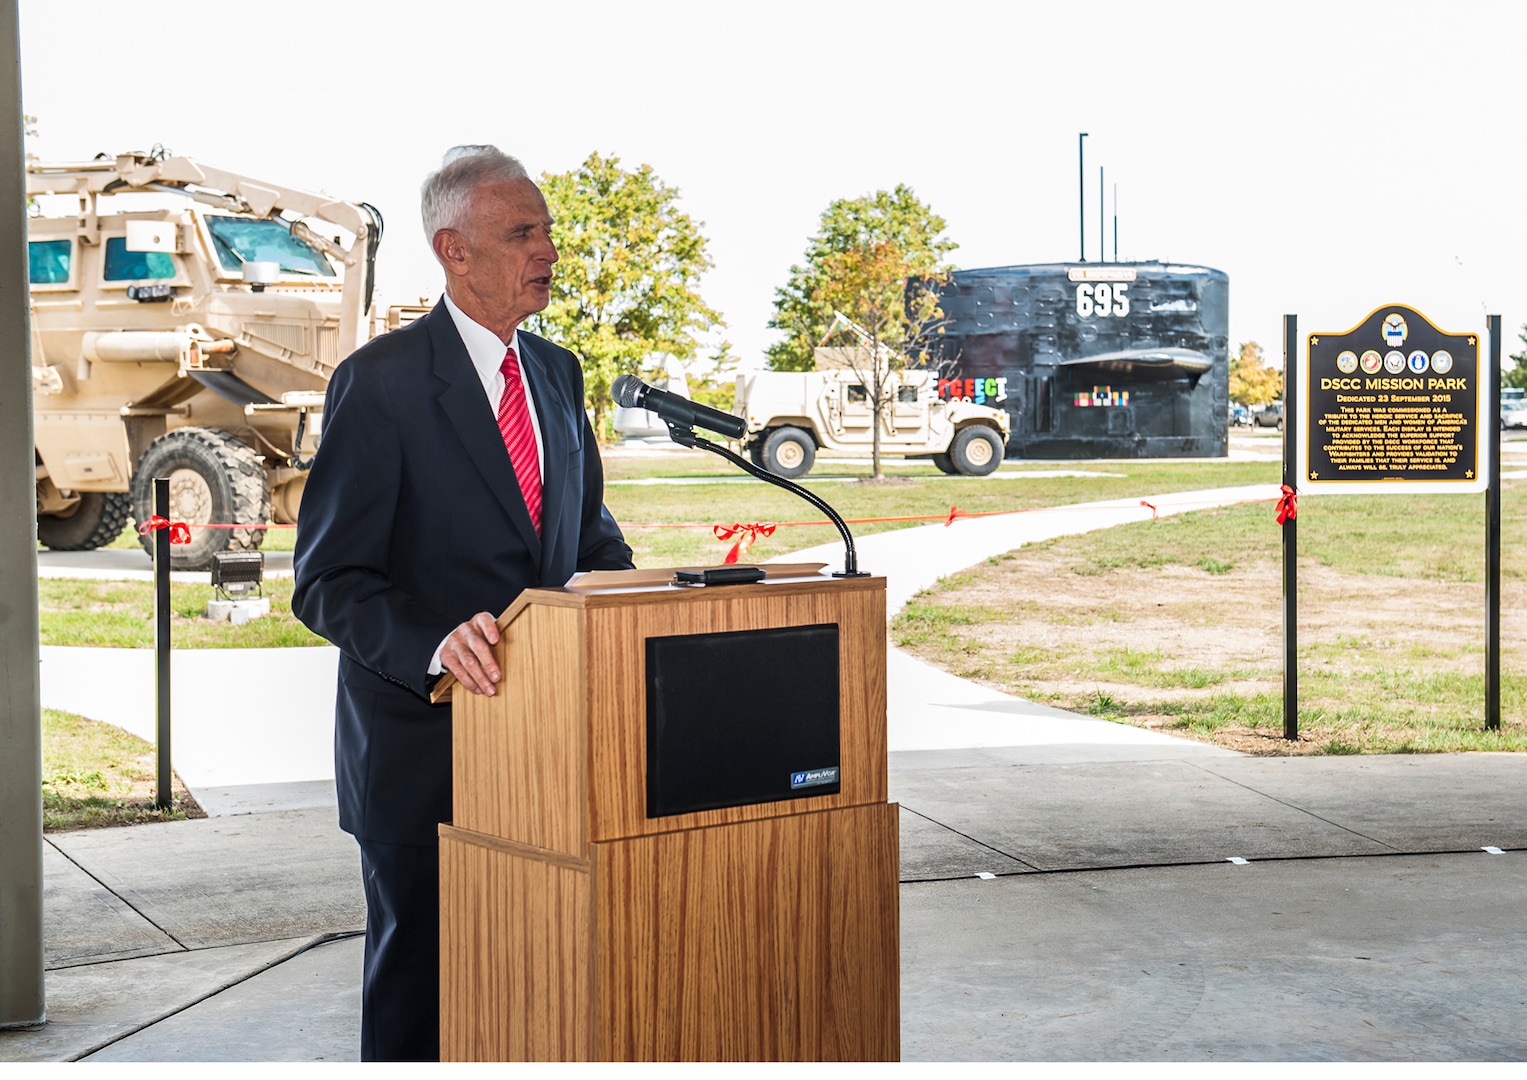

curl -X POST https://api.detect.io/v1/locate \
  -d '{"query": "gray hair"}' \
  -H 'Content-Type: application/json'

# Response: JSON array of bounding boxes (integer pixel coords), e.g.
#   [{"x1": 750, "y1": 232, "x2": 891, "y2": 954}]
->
[{"x1": 420, "y1": 145, "x2": 529, "y2": 239}]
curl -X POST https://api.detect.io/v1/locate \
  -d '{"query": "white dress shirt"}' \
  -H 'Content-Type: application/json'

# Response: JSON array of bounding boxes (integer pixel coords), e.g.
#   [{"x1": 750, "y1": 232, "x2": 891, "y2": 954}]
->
[
  {"x1": 428, "y1": 294, "x2": 548, "y2": 676},
  {"x1": 441, "y1": 291, "x2": 545, "y2": 478}
]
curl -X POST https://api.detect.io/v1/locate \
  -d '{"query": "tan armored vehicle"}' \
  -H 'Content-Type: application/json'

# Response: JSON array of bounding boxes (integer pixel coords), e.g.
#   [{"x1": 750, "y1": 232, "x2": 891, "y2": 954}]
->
[
  {"x1": 27, "y1": 149, "x2": 424, "y2": 569},
  {"x1": 734, "y1": 321, "x2": 1011, "y2": 478}
]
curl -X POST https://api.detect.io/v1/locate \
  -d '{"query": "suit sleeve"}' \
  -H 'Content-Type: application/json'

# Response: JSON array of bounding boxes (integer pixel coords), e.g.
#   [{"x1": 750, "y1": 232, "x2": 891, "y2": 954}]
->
[
  {"x1": 291, "y1": 358, "x2": 457, "y2": 699},
  {"x1": 569, "y1": 364, "x2": 635, "y2": 572}
]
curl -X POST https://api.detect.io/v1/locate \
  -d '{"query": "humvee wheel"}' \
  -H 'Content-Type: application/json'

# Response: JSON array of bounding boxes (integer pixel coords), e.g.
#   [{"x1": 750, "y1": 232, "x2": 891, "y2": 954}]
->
[
  {"x1": 761, "y1": 426, "x2": 815, "y2": 479},
  {"x1": 931, "y1": 452, "x2": 959, "y2": 475},
  {"x1": 951, "y1": 425, "x2": 1004, "y2": 477},
  {"x1": 37, "y1": 491, "x2": 133, "y2": 551},
  {"x1": 132, "y1": 427, "x2": 270, "y2": 571}
]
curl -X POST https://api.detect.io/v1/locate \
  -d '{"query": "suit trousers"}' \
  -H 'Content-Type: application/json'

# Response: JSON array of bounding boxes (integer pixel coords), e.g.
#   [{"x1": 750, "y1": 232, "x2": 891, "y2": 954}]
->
[{"x1": 356, "y1": 838, "x2": 440, "y2": 1061}]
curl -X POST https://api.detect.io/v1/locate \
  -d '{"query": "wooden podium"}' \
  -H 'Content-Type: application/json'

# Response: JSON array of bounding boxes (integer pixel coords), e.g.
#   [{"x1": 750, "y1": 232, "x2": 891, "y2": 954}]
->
[{"x1": 432, "y1": 567, "x2": 899, "y2": 1061}]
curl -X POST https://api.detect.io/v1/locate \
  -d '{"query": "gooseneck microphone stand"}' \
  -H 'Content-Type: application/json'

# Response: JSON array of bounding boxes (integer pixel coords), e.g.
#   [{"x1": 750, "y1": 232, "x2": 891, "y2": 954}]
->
[{"x1": 665, "y1": 423, "x2": 868, "y2": 577}]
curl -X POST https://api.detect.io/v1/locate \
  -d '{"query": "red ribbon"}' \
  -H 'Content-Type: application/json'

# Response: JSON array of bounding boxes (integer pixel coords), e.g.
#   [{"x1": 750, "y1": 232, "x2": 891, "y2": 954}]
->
[
  {"x1": 1275, "y1": 484, "x2": 1298, "y2": 525},
  {"x1": 138, "y1": 515, "x2": 192, "y2": 545},
  {"x1": 1140, "y1": 500, "x2": 1158, "y2": 520},
  {"x1": 945, "y1": 506, "x2": 963, "y2": 526},
  {"x1": 713, "y1": 522, "x2": 776, "y2": 564}
]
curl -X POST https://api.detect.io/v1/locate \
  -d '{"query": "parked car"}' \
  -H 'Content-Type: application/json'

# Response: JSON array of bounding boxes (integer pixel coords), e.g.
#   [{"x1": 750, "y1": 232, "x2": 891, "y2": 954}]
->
[
  {"x1": 1501, "y1": 399, "x2": 1527, "y2": 429},
  {"x1": 1252, "y1": 400, "x2": 1284, "y2": 429},
  {"x1": 1227, "y1": 402, "x2": 1251, "y2": 427}
]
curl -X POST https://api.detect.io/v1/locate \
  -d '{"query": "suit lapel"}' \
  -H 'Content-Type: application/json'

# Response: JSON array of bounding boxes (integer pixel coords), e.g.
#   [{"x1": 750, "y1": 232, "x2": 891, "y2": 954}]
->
[
  {"x1": 517, "y1": 335, "x2": 569, "y2": 573},
  {"x1": 427, "y1": 306, "x2": 542, "y2": 560}
]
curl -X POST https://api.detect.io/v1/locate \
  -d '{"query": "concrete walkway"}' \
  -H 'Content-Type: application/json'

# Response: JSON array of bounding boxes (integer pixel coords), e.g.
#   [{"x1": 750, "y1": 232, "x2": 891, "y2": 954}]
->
[
  {"x1": 13, "y1": 470, "x2": 1527, "y2": 1061},
  {"x1": 37, "y1": 483, "x2": 1272, "y2": 803}
]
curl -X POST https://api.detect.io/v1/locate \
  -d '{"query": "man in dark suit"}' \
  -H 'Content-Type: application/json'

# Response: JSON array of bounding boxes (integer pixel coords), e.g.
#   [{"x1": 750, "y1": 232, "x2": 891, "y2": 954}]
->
[{"x1": 292, "y1": 145, "x2": 634, "y2": 1061}]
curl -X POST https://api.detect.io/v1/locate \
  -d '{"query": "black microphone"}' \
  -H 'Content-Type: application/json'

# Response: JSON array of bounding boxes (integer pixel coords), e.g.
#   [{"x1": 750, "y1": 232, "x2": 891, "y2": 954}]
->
[{"x1": 611, "y1": 374, "x2": 747, "y2": 441}]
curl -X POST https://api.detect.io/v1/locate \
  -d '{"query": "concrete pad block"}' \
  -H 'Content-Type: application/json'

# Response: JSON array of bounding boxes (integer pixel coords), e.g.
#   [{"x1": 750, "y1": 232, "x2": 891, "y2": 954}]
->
[
  {"x1": 901, "y1": 852, "x2": 1527, "y2": 1061},
  {"x1": 1199, "y1": 754, "x2": 1527, "y2": 852},
  {"x1": 48, "y1": 808, "x2": 364, "y2": 950},
  {"x1": 192, "y1": 779, "x2": 338, "y2": 817},
  {"x1": 42, "y1": 842, "x2": 177, "y2": 969},
  {"x1": 900, "y1": 805, "x2": 1034, "y2": 882},
  {"x1": 86, "y1": 935, "x2": 361, "y2": 1062},
  {"x1": 893, "y1": 760, "x2": 1390, "y2": 869},
  {"x1": 226, "y1": 597, "x2": 271, "y2": 625},
  {"x1": 0, "y1": 938, "x2": 308, "y2": 1063}
]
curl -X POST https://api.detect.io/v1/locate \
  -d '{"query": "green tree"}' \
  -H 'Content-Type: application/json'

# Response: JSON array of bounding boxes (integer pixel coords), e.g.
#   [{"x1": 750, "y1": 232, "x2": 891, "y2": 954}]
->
[
  {"x1": 1503, "y1": 324, "x2": 1527, "y2": 391},
  {"x1": 1228, "y1": 341, "x2": 1282, "y2": 407},
  {"x1": 766, "y1": 185, "x2": 957, "y2": 373},
  {"x1": 814, "y1": 242, "x2": 950, "y2": 478},
  {"x1": 527, "y1": 152, "x2": 722, "y2": 436}
]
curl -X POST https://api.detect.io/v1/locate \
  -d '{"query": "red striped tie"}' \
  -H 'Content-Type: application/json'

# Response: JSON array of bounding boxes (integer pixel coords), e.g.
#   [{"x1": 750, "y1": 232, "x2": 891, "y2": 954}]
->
[{"x1": 497, "y1": 346, "x2": 542, "y2": 535}]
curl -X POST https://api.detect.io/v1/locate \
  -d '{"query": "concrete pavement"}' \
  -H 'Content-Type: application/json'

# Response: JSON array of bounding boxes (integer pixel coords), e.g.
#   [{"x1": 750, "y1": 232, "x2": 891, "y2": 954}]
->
[
  {"x1": 5, "y1": 755, "x2": 1525, "y2": 1061},
  {"x1": 12, "y1": 465, "x2": 1527, "y2": 1061}
]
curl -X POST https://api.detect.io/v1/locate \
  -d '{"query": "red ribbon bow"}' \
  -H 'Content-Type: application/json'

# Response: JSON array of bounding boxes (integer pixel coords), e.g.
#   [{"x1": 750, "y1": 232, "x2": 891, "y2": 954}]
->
[
  {"x1": 945, "y1": 506, "x2": 963, "y2": 526},
  {"x1": 713, "y1": 522, "x2": 776, "y2": 564},
  {"x1": 138, "y1": 515, "x2": 192, "y2": 545},
  {"x1": 1275, "y1": 484, "x2": 1298, "y2": 525},
  {"x1": 1140, "y1": 500, "x2": 1158, "y2": 520}
]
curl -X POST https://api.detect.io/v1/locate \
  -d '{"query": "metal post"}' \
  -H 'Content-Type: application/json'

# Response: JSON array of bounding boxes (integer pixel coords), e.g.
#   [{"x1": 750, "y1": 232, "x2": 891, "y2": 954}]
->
[
  {"x1": 154, "y1": 478, "x2": 172, "y2": 809},
  {"x1": 0, "y1": 0, "x2": 47, "y2": 1029},
  {"x1": 1486, "y1": 314, "x2": 1502, "y2": 730},
  {"x1": 1283, "y1": 314, "x2": 1299, "y2": 741},
  {"x1": 1098, "y1": 166, "x2": 1104, "y2": 263},
  {"x1": 1113, "y1": 183, "x2": 1118, "y2": 263},
  {"x1": 1078, "y1": 132, "x2": 1088, "y2": 262}
]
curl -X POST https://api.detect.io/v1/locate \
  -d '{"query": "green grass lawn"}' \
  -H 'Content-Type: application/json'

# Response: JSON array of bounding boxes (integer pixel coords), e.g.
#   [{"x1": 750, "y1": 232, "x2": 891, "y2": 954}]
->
[
  {"x1": 604, "y1": 457, "x2": 1278, "y2": 567},
  {"x1": 40, "y1": 576, "x2": 324, "y2": 648},
  {"x1": 51, "y1": 456, "x2": 1278, "y2": 645},
  {"x1": 41, "y1": 708, "x2": 202, "y2": 830},
  {"x1": 34, "y1": 447, "x2": 1527, "y2": 825},
  {"x1": 893, "y1": 482, "x2": 1527, "y2": 755}
]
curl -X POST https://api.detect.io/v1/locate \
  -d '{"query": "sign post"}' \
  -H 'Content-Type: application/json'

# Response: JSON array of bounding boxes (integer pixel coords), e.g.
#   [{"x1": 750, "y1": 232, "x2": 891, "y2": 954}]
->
[
  {"x1": 1282, "y1": 314, "x2": 1298, "y2": 741},
  {"x1": 1292, "y1": 304, "x2": 1497, "y2": 735},
  {"x1": 1486, "y1": 315, "x2": 1502, "y2": 730}
]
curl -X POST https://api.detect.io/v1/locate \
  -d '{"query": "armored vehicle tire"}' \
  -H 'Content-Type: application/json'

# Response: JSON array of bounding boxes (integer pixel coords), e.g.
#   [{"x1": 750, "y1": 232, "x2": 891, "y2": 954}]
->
[
  {"x1": 37, "y1": 491, "x2": 133, "y2": 551},
  {"x1": 951, "y1": 425, "x2": 1004, "y2": 477},
  {"x1": 931, "y1": 453, "x2": 959, "y2": 475},
  {"x1": 761, "y1": 426, "x2": 815, "y2": 479},
  {"x1": 132, "y1": 427, "x2": 271, "y2": 572},
  {"x1": 748, "y1": 441, "x2": 766, "y2": 468}
]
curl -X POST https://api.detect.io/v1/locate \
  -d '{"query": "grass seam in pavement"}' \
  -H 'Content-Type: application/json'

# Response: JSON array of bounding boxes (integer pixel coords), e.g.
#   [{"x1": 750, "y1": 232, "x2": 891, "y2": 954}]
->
[
  {"x1": 900, "y1": 803, "x2": 1043, "y2": 873},
  {"x1": 1184, "y1": 760, "x2": 1395, "y2": 850},
  {"x1": 66, "y1": 931, "x2": 363, "y2": 1062},
  {"x1": 897, "y1": 844, "x2": 1520, "y2": 885}
]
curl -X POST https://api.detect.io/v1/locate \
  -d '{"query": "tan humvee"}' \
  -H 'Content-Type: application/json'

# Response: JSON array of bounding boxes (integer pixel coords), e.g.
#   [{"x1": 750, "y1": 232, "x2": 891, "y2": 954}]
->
[
  {"x1": 27, "y1": 150, "x2": 428, "y2": 569},
  {"x1": 734, "y1": 346, "x2": 1011, "y2": 479}
]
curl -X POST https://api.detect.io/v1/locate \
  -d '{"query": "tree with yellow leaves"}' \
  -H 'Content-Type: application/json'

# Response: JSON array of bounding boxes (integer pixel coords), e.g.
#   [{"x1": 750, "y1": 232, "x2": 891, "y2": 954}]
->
[{"x1": 1229, "y1": 342, "x2": 1282, "y2": 407}]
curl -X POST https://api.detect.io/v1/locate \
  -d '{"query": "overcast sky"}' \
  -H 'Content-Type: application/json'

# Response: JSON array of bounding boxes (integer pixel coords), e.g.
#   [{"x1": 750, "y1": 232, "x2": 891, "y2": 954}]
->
[{"x1": 20, "y1": 0, "x2": 1527, "y2": 370}]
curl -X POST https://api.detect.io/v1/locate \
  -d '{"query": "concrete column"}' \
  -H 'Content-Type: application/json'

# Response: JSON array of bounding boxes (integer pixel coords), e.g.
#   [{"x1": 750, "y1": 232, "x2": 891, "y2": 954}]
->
[{"x1": 0, "y1": 0, "x2": 46, "y2": 1029}]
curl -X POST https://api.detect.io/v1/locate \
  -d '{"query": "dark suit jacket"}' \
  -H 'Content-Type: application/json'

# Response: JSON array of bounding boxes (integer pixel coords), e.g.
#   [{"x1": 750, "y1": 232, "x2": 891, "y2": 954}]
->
[{"x1": 292, "y1": 302, "x2": 633, "y2": 845}]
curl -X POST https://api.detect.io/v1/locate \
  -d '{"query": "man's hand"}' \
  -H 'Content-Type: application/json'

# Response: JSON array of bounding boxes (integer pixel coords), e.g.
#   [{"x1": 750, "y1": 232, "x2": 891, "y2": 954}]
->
[{"x1": 440, "y1": 612, "x2": 502, "y2": 696}]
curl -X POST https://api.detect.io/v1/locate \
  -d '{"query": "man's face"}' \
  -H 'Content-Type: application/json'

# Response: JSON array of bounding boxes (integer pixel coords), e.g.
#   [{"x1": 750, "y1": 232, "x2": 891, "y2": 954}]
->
[{"x1": 455, "y1": 177, "x2": 558, "y2": 334}]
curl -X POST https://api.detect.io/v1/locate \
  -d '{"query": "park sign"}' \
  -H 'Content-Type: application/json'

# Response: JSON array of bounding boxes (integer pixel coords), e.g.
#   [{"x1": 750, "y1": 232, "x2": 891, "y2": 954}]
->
[{"x1": 1298, "y1": 304, "x2": 1487, "y2": 494}]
